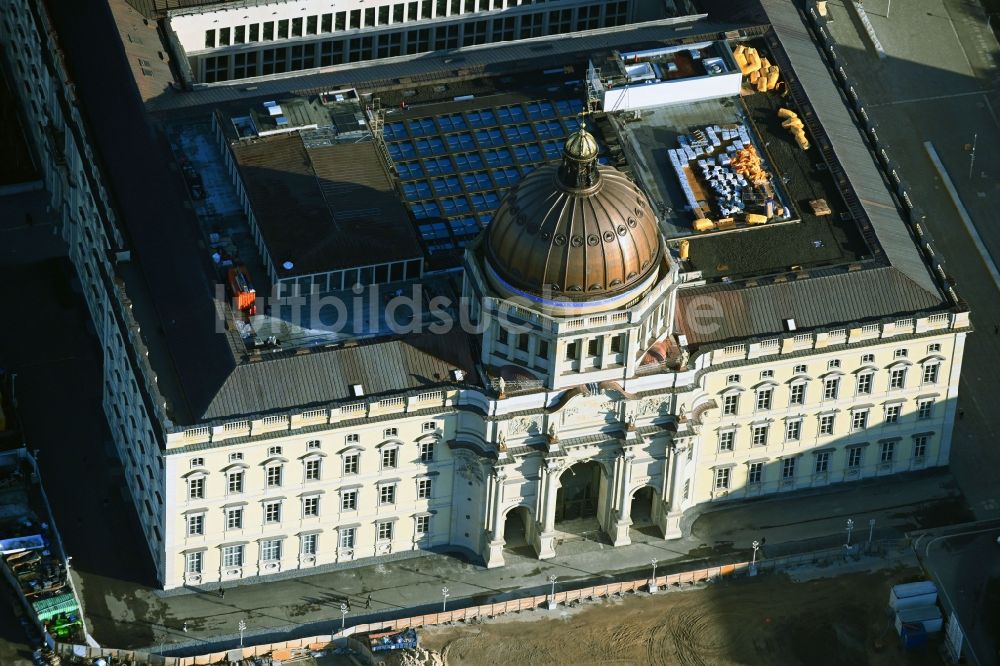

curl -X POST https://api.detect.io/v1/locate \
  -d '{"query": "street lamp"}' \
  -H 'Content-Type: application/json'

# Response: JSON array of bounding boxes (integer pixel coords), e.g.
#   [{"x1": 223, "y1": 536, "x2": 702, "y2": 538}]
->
[
  {"x1": 441, "y1": 586, "x2": 450, "y2": 612},
  {"x1": 648, "y1": 558, "x2": 659, "y2": 593},
  {"x1": 845, "y1": 518, "x2": 855, "y2": 548},
  {"x1": 237, "y1": 619, "x2": 246, "y2": 648},
  {"x1": 547, "y1": 575, "x2": 558, "y2": 609},
  {"x1": 339, "y1": 602, "x2": 348, "y2": 633}
]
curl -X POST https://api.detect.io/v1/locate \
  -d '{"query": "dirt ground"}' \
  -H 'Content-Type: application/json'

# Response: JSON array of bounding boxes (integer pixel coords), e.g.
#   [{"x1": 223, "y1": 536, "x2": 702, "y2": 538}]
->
[{"x1": 419, "y1": 566, "x2": 942, "y2": 666}]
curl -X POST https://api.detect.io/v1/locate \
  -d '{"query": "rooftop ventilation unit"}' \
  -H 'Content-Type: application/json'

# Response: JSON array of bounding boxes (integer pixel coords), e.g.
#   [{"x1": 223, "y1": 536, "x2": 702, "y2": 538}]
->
[
  {"x1": 350, "y1": 384, "x2": 364, "y2": 397},
  {"x1": 785, "y1": 318, "x2": 797, "y2": 331}
]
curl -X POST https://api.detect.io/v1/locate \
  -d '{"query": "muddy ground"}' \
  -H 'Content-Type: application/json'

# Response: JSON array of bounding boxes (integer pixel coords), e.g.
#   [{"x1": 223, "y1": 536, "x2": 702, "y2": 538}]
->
[{"x1": 420, "y1": 566, "x2": 942, "y2": 666}]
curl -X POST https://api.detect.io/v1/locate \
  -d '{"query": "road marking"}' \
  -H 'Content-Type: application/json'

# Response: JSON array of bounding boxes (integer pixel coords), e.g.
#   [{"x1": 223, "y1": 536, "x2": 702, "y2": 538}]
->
[
  {"x1": 923, "y1": 142, "x2": 1000, "y2": 296},
  {"x1": 869, "y1": 89, "x2": 987, "y2": 107}
]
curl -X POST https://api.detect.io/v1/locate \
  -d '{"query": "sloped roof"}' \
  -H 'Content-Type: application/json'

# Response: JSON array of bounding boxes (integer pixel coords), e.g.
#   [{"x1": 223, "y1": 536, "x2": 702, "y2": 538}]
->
[
  {"x1": 200, "y1": 330, "x2": 477, "y2": 421},
  {"x1": 675, "y1": 267, "x2": 944, "y2": 345},
  {"x1": 760, "y1": 0, "x2": 941, "y2": 297}
]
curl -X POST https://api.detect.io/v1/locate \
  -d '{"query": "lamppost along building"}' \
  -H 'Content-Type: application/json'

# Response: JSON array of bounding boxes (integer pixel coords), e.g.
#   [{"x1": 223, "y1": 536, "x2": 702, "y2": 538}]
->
[{"x1": 0, "y1": 0, "x2": 968, "y2": 589}]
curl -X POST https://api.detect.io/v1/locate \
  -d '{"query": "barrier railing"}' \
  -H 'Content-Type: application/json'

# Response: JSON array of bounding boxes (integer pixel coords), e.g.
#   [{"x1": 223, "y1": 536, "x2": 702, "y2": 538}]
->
[{"x1": 55, "y1": 539, "x2": 907, "y2": 665}]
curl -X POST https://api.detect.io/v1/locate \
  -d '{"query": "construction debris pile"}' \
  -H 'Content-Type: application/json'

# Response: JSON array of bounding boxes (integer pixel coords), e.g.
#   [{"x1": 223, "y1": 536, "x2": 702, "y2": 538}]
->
[
  {"x1": 669, "y1": 123, "x2": 786, "y2": 232},
  {"x1": 0, "y1": 454, "x2": 85, "y2": 644},
  {"x1": 778, "y1": 107, "x2": 810, "y2": 150},
  {"x1": 732, "y1": 44, "x2": 781, "y2": 93}
]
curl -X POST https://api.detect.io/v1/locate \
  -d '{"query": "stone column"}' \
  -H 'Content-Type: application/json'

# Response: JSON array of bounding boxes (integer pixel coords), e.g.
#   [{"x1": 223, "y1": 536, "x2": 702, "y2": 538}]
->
[
  {"x1": 484, "y1": 468, "x2": 508, "y2": 568},
  {"x1": 610, "y1": 447, "x2": 636, "y2": 546},
  {"x1": 662, "y1": 444, "x2": 684, "y2": 539},
  {"x1": 535, "y1": 460, "x2": 561, "y2": 559}
]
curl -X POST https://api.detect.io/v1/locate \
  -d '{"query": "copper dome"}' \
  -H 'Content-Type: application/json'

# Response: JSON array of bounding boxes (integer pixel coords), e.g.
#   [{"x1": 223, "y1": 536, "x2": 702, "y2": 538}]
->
[{"x1": 485, "y1": 124, "x2": 663, "y2": 309}]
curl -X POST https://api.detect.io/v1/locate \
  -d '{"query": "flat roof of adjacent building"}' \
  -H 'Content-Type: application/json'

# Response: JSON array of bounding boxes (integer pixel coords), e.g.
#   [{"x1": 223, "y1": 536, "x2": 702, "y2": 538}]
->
[{"x1": 230, "y1": 133, "x2": 422, "y2": 279}]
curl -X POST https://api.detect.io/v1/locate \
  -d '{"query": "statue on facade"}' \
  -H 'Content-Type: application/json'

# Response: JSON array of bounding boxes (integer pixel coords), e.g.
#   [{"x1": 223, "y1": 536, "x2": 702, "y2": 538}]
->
[
  {"x1": 678, "y1": 403, "x2": 688, "y2": 422},
  {"x1": 498, "y1": 432, "x2": 508, "y2": 452},
  {"x1": 626, "y1": 412, "x2": 637, "y2": 431},
  {"x1": 548, "y1": 422, "x2": 559, "y2": 442},
  {"x1": 679, "y1": 349, "x2": 690, "y2": 371},
  {"x1": 497, "y1": 376, "x2": 507, "y2": 399}
]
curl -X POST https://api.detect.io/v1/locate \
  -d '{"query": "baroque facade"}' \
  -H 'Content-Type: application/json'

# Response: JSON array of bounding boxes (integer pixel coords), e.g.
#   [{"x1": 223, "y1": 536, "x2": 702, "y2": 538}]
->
[{"x1": 2, "y1": 0, "x2": 968, "y2": 591}]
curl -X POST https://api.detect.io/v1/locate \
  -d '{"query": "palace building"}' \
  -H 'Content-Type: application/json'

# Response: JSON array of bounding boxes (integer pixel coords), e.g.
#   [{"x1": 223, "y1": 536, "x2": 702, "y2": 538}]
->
[{"x1": 1, "y1": 0, "x2": 968, "y2": 589}]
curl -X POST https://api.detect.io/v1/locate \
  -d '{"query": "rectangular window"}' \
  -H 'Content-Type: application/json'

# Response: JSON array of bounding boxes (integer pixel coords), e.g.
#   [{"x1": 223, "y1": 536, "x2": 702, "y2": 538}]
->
[
  {"x1": 819, "y1": 414, "x2": 835, "y2": 436},
  {"x1": 894, "y1": 349, "x2": 909, "y2": 359},
  {"x1": 913, "y1": 435, "x2": 928, "y2": 459},
  {"x1": 824, "y1": 378, "x2": 840, "y2": 400},
  {"x1": 851, "y1": 410, "x2": 869, "y2": 431},
  {"x1": 346, "y1": 433, "x2": 360, "y2": 444},
  {"x1": 186, "y1": 551, "x2": 203, "y2": 574},
  {"x1": 263, "y1": 22, "x2": 274, "y2": 40},
  {"x1": 249, "y1": 24, "x2": 260, "y2": 41},
  {"x1": 226, "y1": 507, "x2": 243, "y2": 530},
  {"x1": 723, "y1": 394, "x2": 739, "y2": 416},
  {"x1": 343, "y1": 453, "x2": 360, "y2": 475},
  {"x1": 756, "y1": 388, "x2": 773, "y2": 411},
  {"x1": 341, "y1": 490, "x2": 358, "y2": 511},
  {"x1": 785, "y1": 420, "x2": 801, "y2": 441},
  {"x1": 794, "y1": 364, "x2": 808, "y2": 374},
  {"x1": 815, "y1": 452, "x2": 830, "y2": 473},
  {"x1": 537, "y1": 339, "x2": 550, "y2": 360},
  {"x1": 187, "y1": 514, "x2": 204, "y2": 536},
  {"x1": 379, "y1": 485, "x2": 396, "y2": 505},
  {"x1": 278, "y1": 19, "x2": 289, "y2": 38},
  {"x1": 230, "y1": 452, "x2": 244, "y2": 462},
  {"x1": 880, "y1": 441, "x2": 895, "y2": 463},
  {"x1": 748, "y1": 462, "x2": 762, "y2": 485},
  {"x1": 718, "y1": 431, "x2": 735, "y2": 452},
  {"x1": 587, "y1": 338, "x2": 600, "y2": 357},
  {"x1": 336, "y1": 11, "x2": 346, "y2": 30},
  {"x1": 218, "y1": 27, "x2": 230, "y2": 46},
  {"x1": 419, "y1": 441, "x2": 435, "y2": 462},
  {"x1": 516, "y1": 334, "x2": 530, "y2": 353},
  {"x1": 222, "y1": 545, "x2": 244, "y2": 567},
  {"x1": 321, "y1": 13, "x2": 333, "y2": 32},
  {"x1": 364, "y1": 7, "x2": 375, "y2": 26},
  {"x1": 565, "y1": 341, "x2": 579, "y2": 360},
  {"x1": 885, "y1": 404, "x2": 901, "y2": 423},
  {"x1": 301, "y1": 533, "x2": 318, "y2": 555},
  {"x1": 927, "y1": 343, "x2": 942, "y2": 353},
  {"x1": 918, "y1": 399, "x2": 934, "y2": 419},
  {"x1": 377, "y1": 521, "x2": 394, "y2": 540},
  {"x1": 847, "y1": 446, "x2": 863, "y2": 468},
  {"x1": 828, "y1": 359, "x2": 842, "y2": 369},
  {"x1": 417, "y1": 478, "x2": 433, "y2": 499},
  {"x1": 714, "y1": 468, "x2": 730, "y2": 490},
  {"x1": 857, "y1": 372, "x2": 873, "y2": 395},
  {"x1": 726, "y1": 374, "x2": 741, "y2": 384},
  {"x1": 188, "y1": 477, "x2": 205, "y2": 499},
  {"x1": 781, "y1": 457, "x2": 796, "y2": 479},
  {"x1": 306, "y1": 15, "x2": 317, "y2": 34},
  {"x1": 789, "y1": 383, "x2": 805, "y2": 405},
  {"x1": 205, "y1": 29, "x2": 216, "y2": 48},
  {"x1": 760, "y1": 369, "x2": 774, "y2": 379},
  {"x1": 381, "y1": 448, "x2": 398, "y2": 469},
  {"x1": 379, "y1": 5, "x2": 389, "y2": 24},
  {"x1": 261, "y1": 539, "x2": 282, "y2": 561},
  {"x1": 228, "y1": 471, "x2": 244, "y2": 494},
  {"x1": 303, "y1": 496, "x2": 319, "y2": 517},
  {"x1": 384, "y1": 427, "x2": 399, "y2": 439},
  {"x1": 394, "y1": 4, "x2": 405, "y2": 22},
  {"x1": 752, "y1": 425, "x2": 768, "y2": 447},
  {"x1": 264, "y1": 501, "x2": 281, "y2": 524},
  {"x1": 234, "y1": 25, "x2": 245, "y2": 43},
  {"x1": 422, "y1": 421, "x2": 437, "y2": 433},
  {"x1": 340, "y1": 527, "x2": 356, "y2": 549},
  {"x1": 889, "y1": 368, "x2": 907, "y2": 390},
  {"x1": 305, "y1": 459, "x2": 321, "y2": 481},
  {"x1": 416, "y1": 515, "x2": 430, "y2": 535},
  {"x1": 922, "y1": 364, "x2": 939, "y2": 384},
  {"x1": 266, "y1": 465, "x2": 283, "y2": 487}
]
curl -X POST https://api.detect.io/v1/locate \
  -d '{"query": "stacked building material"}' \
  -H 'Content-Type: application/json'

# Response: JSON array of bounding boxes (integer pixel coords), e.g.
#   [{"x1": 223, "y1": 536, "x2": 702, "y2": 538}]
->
[
  {"x1": 733, "y1": 44, "x2": 781, "y2": 92},
  {"x1": 777, "y1": 107, "x2": 810, "y2": 150}
]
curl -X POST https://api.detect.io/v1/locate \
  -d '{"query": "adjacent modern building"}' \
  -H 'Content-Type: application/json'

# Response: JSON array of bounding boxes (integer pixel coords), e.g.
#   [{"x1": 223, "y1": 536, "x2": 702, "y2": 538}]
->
[{"x1": 0, "y1": 0, "x2": 969, "y2": 590}]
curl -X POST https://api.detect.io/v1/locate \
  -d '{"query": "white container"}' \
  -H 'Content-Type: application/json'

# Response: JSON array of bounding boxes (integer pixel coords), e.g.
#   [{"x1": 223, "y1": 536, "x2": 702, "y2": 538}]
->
[{"x1": 890, "y1": 581, "x2": 938, "y2": 611}]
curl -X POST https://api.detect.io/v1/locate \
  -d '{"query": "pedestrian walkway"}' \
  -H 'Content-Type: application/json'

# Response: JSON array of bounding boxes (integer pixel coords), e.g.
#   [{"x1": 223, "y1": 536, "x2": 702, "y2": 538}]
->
[{"x1": 72, "y1": 467, "x2": 963, "y2": 652}]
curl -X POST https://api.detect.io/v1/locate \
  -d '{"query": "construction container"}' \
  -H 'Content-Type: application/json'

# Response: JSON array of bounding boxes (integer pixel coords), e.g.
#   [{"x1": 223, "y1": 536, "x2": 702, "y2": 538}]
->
[
  {"x1": 894, "y1": 606, "x2": 943, "y2": 635},
  {"x1": 693, "y1": 218, "x2": 715, "y2": 232},
  {"x1": 890, "y1": 581, "x2": 938, "y2": 611},
  {"x1": 777, "y1": 107, "x2": 798, "y2": 119},
  {"x1": 227, "y1": 265, "x2": 257, "y2": 314},
  {"x1": 745, "y1": 213, "x2": 768, "y2": 225},
  {"x1": 900, "y1": 623, "x2": 928, "y2": 650}
]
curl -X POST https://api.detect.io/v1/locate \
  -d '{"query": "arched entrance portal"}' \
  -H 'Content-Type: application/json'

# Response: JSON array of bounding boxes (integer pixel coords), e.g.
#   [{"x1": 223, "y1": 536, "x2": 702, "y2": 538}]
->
[
  {"x1": 555, "y1": 461, "x2": 602, "y2": 523},
  {"x1": 630, "y1": 486, "x2": 656, "y2": 524},
  {"x1": 502, "y1": 506, "x2": 532, "y2": 551}
]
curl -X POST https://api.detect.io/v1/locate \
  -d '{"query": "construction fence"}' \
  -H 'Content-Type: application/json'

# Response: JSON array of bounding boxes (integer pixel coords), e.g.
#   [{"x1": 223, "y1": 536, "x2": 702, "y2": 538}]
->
[{"x1": 53, "y1": 539, "x2": 908, "y2": 666}]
